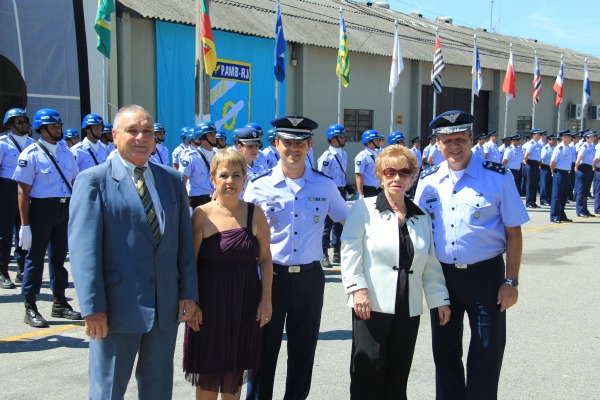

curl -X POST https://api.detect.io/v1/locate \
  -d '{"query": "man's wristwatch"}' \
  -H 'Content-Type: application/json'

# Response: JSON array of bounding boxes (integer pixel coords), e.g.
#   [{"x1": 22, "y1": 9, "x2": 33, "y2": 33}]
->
[{"x1": 504, "y1": 279, "x2": 519, "y2": 288}]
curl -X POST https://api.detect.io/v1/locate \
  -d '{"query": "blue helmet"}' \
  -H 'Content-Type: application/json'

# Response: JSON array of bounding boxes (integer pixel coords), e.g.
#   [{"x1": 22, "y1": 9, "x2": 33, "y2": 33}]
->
[
  {"x1": 154, "y1": 123, "x2": 165, "y2": 132},
  {"x1": 216, "y1": 129, "x2": 227, "y2": 140},
  {"x1": 102, "y1": 123, "x2": 113, "y2": 134},
  {"x1": 232, "y1": 128, "x2": 239, "y2": 143},
  {"x1": 81, "y1": 113, "x2": 104, "y2": 129},
  {"x1": 64, "y1": 128, "x2": 79, "y2": 139},
  {"x1": 326, "y1": 124, "x2": 346, "y2": 139},
  {"x1": 193, "y1": 121, "x2": 216, "y2": 140},
  {"x1": 32, "y1": 109, "x2": 62, "y2": 129},
  {"x1": 3, "y1": 108, "x2": 28, "y2": 126},
  {"x1": 245, "y1": 123, "x2": 263, "y2": 137},
  {"x1": 179, "y1": 127, "x2": 189, "y2": 140},
  {"x1": 185, "y1": 127, "x2": 195, "y2": 141},
  {"x1": 388, "y1": 131, "x2": 405, "y2": 145},
  {"x1": 265, "y1": 128, "x2": 277, "y2": 143},
  {"x1": 361, "y1": 129, "x2": 379, "y2": 144}
]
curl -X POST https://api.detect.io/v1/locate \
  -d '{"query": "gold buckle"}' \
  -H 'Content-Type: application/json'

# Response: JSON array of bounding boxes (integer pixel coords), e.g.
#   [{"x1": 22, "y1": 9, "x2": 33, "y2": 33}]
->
[
  {"x1": 288, "y1": 266, "x2": 301, "y2": 273},
  {"x1": 455, "y1": 263, "x2": 468, "y2": 269},
  {"x1": 59, "y1": 197, "x2": 67, "y2": 203}
]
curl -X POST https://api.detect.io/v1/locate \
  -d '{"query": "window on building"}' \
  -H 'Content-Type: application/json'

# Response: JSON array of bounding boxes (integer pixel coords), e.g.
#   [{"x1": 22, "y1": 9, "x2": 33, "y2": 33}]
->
[
  {"x1": 344, "y1": 109, "x2": 373, "y2": 142},
  {"x1": 516, "y1": 116, "x2": 532, "y2": 134},
  {"x1": 570, "y1": 120, "x2": 582, "y2": 132}
]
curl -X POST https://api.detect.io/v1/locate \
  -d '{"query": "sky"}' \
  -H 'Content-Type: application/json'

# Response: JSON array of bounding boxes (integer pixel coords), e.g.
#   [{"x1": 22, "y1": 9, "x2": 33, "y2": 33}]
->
[{"x1": 388, "y1": 0, "x2": 600, "y2": 58}]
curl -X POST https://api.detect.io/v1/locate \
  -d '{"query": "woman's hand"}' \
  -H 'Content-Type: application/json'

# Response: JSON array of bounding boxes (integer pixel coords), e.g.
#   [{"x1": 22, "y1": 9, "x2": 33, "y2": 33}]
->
[
  {"x1": 437, "y1": 305, "x2": 451, "y2": 326},
  {"x1": 185, "y1": 305, "x2": 203, "y2": 332},
  {"x1": 256, "y1": 300, "x2": 273, "y2": 328},
  {"x1": 352, "y1": 289, "x2": 371, "y2": 320}
]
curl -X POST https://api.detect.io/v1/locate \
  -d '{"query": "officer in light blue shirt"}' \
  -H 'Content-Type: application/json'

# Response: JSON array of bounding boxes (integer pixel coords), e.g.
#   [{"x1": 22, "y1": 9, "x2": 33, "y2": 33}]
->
[
  {"x1": 471, "y1": 132, "x2": 485, "y2": 158},
  {"x1": 71, "y1": 114, "x2": 108, "y2": 172},
  {"x1": 594, "y1": 144, "x2": 600, "y2": 214},
  {"x1": 523, "y1": 129, "x2": 544, "y2": 208},
  {"x1": 13, "y1": 108, "x2": 82, "y2": 328},
  {"x1": 502, "y1": 135, "x2": 523, "y2": 189},
  {"x1": 100, "y1": 123, "x2": 115, "y2": 154},
  {"x1": 0, "y1": 108, "x2": 35, "y2": 288},
  {"x1": 215, "y1": 128, "x2": 228, "y2": 150},
  {"x1": 355, "y1": 130, "x2": 380, "y2": 198},
  {"x1": 539, "y1": 134, "x2": 557, "y2": 205},
  {"x1": 574, "y1": 131, "x2": 596, "y2": 217},
  {"x1": 149, "y1": 123, "x2": 169, "y2": 166},
  {"x1": 483, "y1": 131, "x2": 502, "y2": 163},
  {"x1": 235, "y1": 126, "x2": 270, "y2": 183},
  {"x1": 427, "y1": 139, "x2": 446, "y2": 166},
  {"x1": 64, "y1": 128, "x2": 80, "y2": 149},
  {"x1": 549, "y1": 129, "x2": 573, "y2": 222},
  {"x1": 244, "y1": 115, "x2": 349, "y2": 400},
  {"x1": 261, "y1": 128, "x2": 280, "y2": 168},
  {"x1": 318, "y1": 124, "x2": 349, "y2": 267},
  {"x1": 414, "y1": 110, "x2": 528, "y2": 400},
  {"x1": 421, "y1": 134, "x2": 436, "y2": 168},
  {"x1": 172, "y1": 127, "x2": 191, "y2": 170},
  {"x1": 180, "y1": 122, "x2": 217, "y2": 208},
  {"x1": 245, "y1": 122, "x2": 270, "y2": 170},
  {"x1": 410, "y1": 136, "x2": 422, "y2": 168}
]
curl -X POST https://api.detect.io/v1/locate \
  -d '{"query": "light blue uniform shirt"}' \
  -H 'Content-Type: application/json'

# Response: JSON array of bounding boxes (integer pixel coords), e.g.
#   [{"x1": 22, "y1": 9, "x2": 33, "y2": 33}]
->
[
  {"x1": 523, "y1": 140, "x2": 542, "y2": 161},
  {"x1": 172, "y1": 143, "x2": 189, "y2": 165},
  {"x1": 471, "y1": 143, "x2": 484, "y2": 159},
  {"x1": 429, "y1": 144, "x2": 446, "y2": 166},
  {"x1": 578, "y1": 143, "x2": 594, "y2": 165},
  {"x1": 551, "y1": 143, "x2": 572, "y2": 170},
  {"x1": 261, "y1": 145, "x2": 280, "y2": 169},
  {"x1": 484, "y1": 141, "x2": 502, "y2": 163},
  {"x1": 244, "y1": 166, "x2": 349, "y2": 266},
  {"x1": 180, "y1": 147, "x2": 215, "y2": 196},
  {"x1": 503, "y1": 145, "x2": 522, "y2": 170},
  {"x1": 71, "y1": 138, "x2": 107, "y2": 172},
  {"x1": 13, "y1": 140, "x2": 78, "y2": 198},
  {"x1": 0, "y1": 133, "x2": 34, "y2": 179},
  {"x1": 354, "y1": 147, "x2": 378, "y2": 187},
  {"x1": 569, "y1": 143, "x2": 577, "y2": 162},
  {"x1": 422, "y1": 144, "x2": 432, "y2": 164},
  {"x1": 414, "y1": 155, "x2": 529, "y2": 264},
  {"x1": 101, "y1": 141, "x2": 116, "y2": 155},
  {"x1": 410, "y1": 146, "x2": 422, "y2": 168},
  {"x1": 541, "y1": 143, "x2": 554, "y2": 165},
  {"x1": 150, "y1": 143, "x2": 169, "y2": 165},
  {"x1": 317, "y1": 146, "x2": 348, "y2": 187}
]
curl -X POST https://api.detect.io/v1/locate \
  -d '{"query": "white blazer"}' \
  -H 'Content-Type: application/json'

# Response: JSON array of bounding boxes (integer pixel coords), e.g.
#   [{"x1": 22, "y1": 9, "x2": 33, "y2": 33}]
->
[{"x1": 341, "y1": 196, "x2": 450, "y2": 317}]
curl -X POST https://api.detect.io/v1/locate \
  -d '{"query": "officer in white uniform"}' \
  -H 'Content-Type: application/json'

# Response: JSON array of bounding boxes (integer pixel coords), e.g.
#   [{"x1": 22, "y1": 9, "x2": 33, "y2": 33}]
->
[
  {"x1": 13, "y1": 108, "x2": 82, "y2": 328},
  {"x1": 244, "y1": 115, "x2": 349, "y2": 400},
  {"x1": 149, "y1": 123, "x2": 169, "y2": 166},
  {"x1": 355, "y1": 130, "x2": 381, "y2": 198},
  {"x1": 415, "y1": 110, "x2": 528, "y2": 400},
  {"x1": 550, "y1": 129, "x2": 574, "y2": 223},
  {"x1": 0, "y1": 108, "x2": 35, "y2": 288},
  {"x1": 71, "y1": 114, "x2": 107, "y2": 172}
]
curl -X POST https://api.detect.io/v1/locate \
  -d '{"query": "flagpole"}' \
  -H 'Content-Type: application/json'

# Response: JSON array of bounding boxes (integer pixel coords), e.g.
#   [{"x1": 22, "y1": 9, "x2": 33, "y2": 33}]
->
[
  {"x1": 337, "y1": 7, "x2": 343, "y2": 125},
  {"x1": 557, "y1": 55, "x2": 563, "y2": 132},
  {"x1": 532, "y1": 49, "x2": 537, "y2": 128},
  {"x1": 433, "y1": 27, "x2": 439, "y2": 122},
  {"x1": 581, "y1": 58, "x2": 587, "y2": 130},
  {"x1": 471, "y1": 35, "x2": 476, "y2": 115},
  {"x1": 390, "y1": 20, "x2": 398, "y2": 133},
  {"x1": 195, "y1": 0, "x2": 207, "y2": 123},
  {"x1": 103, "y1": 56, "x2": 108, "y2": 119}
]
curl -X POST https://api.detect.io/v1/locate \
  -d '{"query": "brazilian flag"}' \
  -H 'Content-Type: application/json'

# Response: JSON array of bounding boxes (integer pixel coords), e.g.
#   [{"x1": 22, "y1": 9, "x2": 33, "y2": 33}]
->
[{"x1": 95, "y1": 0, "x2": 115, "y2": 58}]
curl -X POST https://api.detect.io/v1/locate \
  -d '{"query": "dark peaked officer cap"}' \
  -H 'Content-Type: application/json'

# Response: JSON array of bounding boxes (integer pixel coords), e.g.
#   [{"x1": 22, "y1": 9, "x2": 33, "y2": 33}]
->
[{"x1": 271, "y1": 115, "x2": 318, "y2": 140}]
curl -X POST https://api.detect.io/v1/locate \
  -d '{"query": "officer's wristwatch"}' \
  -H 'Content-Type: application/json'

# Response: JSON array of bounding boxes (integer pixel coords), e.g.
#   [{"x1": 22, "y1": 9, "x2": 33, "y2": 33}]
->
[{"x1": 504, "y1": 279, "x2": 519, "y2": 288}]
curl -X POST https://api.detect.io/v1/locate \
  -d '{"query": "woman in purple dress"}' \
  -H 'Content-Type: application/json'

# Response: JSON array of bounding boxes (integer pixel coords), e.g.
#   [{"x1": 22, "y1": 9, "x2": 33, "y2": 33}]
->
[{"x1": 183, "y1": 149, "x2": 273, "y2": 400}]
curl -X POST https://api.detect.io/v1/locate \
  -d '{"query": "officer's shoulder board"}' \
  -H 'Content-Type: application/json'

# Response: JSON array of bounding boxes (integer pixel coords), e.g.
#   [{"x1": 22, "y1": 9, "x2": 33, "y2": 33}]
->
[
  {"x1": 251, "y1": 168, "x2": 272, "y2": 182},
  {"x1": 482, "y1": 160, "x2": 506, "y2": 175},
  {"x1": 558, "y1": 145, "x2": 563, "y2": 150},
  {"x1": 180, "y1": 159, "x2": 190, "y2": 167},
  {"x1": 419, "y1": 164, "x2": 440, "y2": 179},
  {"x1": 312, "y1": 168, "x2": 333, "y2": 180}
]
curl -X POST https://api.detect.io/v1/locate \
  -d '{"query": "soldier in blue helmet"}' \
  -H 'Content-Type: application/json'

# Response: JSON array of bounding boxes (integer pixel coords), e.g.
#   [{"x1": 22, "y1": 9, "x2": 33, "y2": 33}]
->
[
  {"x1": 100, "y1": 123, "x2": 116, "y2": 156},
  {"x1": 414, "y1": 110, "x2": 528, "y2": 400},
  {"x1": 261, "y1": 128, "x2": 279, "y2": 168},
  {"x1": 355, "y1": 129, "x2": 381, "y2": 198},
  {"x1": 244, "y1": 115, "x2": 349, "y2": 400},
  {"x1": 71, "y1": 113, "x2": 108, "y2": 171},
  {"x1": 317, "y1": 124, "x2": 349, "y2": 267},
  {"x1": 215, "y1": 129, "x2": 227, "y2": 149},
  {"x1": 172, "y1": 127, "x2": 192, "y2": 170},
  {"x1": 245, "y1": 122, "x2": 270, "y2": 169},
  {"x1": 180, "y1": 122, "x2": 217, "y2": 207},
  {"x1": 150, "y1": 123, "x2": 169, "y2": 166},
  {"x1": 64, "y1": 128, "x2": 80, "y2": 148},
  {"x1": 388, "y1": 131, "x2": 406, "y2": 147},
  {"x1": 13, "y1": 108, "x2": 82, "y2": 327},
  {"x1": 0, "y1": 108, "x2": 35, "y2": 288}
]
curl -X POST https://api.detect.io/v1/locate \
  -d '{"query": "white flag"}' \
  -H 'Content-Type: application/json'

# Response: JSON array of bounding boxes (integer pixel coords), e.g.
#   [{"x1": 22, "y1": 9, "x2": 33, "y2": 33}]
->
[{"x1": 389, "y1": 25, "x2": 404, "y2": 93}]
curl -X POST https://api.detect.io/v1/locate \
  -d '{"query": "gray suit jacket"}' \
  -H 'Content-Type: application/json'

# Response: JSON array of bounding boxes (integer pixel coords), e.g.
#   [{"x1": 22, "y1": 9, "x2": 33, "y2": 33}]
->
[{"x1": 69, "y1": 157, "x2": 198, "y2": 333}]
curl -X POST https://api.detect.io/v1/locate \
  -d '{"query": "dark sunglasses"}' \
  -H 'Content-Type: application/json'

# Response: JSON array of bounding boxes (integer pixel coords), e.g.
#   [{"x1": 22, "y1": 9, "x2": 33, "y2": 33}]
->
[{"x1": 383, "y1": 167, "x2": 412, "y2": 178}]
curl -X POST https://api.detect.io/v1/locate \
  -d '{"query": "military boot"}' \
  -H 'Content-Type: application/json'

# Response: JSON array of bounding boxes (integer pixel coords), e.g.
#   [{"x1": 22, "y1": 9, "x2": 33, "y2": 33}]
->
[
  {"x1": 51, "y1": 291, "x2": 83, "y2": 320},
  {"x1": 15, "y1": 258, "x2": 24, "y2": 283},
  {"x1": 0, "y1": 266, "x2": 16, "y2": 289},
  {"x1": 332, "y1": 248, "x2": 341, "y2": 264},
  {"x1": 321, "y1": 250, "x2": 332, "y2": 268},
  {"x1": 24, "y1": 295, "x2": 49, "y2": 328}
]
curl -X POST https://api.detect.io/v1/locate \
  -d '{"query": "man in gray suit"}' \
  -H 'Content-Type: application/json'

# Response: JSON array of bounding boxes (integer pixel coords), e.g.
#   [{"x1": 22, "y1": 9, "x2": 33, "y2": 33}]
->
[{"x1": 69, "y1": 105, "x2": 200, "y2": 399}]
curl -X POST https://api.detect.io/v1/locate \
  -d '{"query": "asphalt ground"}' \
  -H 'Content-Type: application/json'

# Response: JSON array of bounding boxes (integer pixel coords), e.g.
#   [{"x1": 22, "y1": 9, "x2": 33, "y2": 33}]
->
[{"x1": 1, "y1": 199, "x2": 599, "y2": 399}]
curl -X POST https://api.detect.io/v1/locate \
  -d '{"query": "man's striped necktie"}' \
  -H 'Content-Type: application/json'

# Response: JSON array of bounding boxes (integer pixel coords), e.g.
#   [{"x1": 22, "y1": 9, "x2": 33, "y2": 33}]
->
[{"x1": 134, "y1": 167, "x2": 161, "y2": 242}]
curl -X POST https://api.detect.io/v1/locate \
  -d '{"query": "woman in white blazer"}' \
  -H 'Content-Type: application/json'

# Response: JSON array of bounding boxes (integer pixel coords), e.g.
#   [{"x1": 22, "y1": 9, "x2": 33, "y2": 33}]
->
[{"x1": 341, "y1": 145, "x2": 451, "y2": 400}]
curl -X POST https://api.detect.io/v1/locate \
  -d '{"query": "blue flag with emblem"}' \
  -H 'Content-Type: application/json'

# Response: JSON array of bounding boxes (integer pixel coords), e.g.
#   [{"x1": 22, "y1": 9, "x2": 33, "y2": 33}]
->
[{"x1": 274, "y1": 1, "x2": 286, "y2": 83}]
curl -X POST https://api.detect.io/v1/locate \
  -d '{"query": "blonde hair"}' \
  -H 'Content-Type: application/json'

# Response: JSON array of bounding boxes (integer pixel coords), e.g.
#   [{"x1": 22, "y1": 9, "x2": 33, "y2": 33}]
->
[
  {"x1": 375, "y1": 145, "x2": 419, "y2": 183},
  {"x1": 209, "y1": 148, "x2": 248, "y2": 177}
]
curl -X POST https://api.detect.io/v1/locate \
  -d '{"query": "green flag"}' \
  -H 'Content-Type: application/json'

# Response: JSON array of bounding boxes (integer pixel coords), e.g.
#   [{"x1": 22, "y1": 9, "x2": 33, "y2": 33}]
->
[{"x1": 94, "y1": 0, "x2": 115, "y2": 58}]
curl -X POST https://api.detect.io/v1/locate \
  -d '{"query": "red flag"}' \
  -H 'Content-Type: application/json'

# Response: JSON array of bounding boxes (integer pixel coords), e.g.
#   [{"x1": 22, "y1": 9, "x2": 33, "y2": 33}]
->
[
  {"x1": 502, "y1": 49, "x2": 516, "y2": 100},
  {"x1": 200, "y1": 0, "x2": 217, "y2": 75},
  {"x1": 553, "y1": 60, "x2": 564, "y2": 107}
]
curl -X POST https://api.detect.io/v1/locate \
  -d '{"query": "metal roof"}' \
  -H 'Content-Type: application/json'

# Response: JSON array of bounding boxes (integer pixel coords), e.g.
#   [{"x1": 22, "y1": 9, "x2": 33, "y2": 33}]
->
[{"x1": 118, "y1": 0, "x2": 600, "y2": 81}]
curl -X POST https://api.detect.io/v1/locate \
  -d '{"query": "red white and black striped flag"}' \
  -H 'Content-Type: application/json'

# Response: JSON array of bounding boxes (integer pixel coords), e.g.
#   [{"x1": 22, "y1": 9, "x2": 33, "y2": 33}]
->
[
  {"x1": 431, "y1": 30, "x2": 445, "y2": 93},
  {"x1": 532, "y1": 52, "x2": 542, "y2": 106}
]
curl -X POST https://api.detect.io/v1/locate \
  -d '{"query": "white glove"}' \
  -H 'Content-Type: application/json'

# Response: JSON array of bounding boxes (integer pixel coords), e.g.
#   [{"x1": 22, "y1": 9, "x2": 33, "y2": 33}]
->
[
  {"x1": 19, "y1": 225, "x2": 32, "y2": 251},
  {"x1": 359, "y1": 195, "x2": 365, "y2": 199},
  {"x1": 189, "y1": 207, "x2": 194, "y2": 216}
]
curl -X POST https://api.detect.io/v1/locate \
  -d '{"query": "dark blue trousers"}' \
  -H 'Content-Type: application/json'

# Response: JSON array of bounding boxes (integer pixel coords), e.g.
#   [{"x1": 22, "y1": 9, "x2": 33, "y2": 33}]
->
[
  {"x1": 21, "y1": 198, "x2": 70, "y2": 296},
  {"x1": 432, "y1": 257, "x2": 506, "y2": 400},
  {"x1": 594, "y1": 170, "x2": 600, "y2": 214},
  {"x1": 575, "y1": 165, "x2": 593, "y2": 215},
  {"x1": 247, "y1": 265, "x2": 325, "y2": 400},
  {"x1": 539, "y1": 164, "x2": 552, "y2": 204},
  {"x1": 519, "y1": 164, "x2": 527, "y2": 196},
  {"x1": 525, "y1": 160, "x2": 540, "y2": 205},
  {"x1": 550, "y1": 170, "x2": 570, "y2": 221},
  {"x1": 322, "y1": 187, "x2": 345, "y2": 251},
  {"x1": 0, "y1": 178, "x2": 26, "y2": 269},
  {"x1": 568, "y1": 163, "x2": 575, "y2": 200}
]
